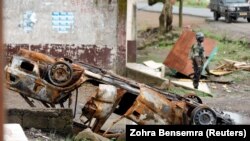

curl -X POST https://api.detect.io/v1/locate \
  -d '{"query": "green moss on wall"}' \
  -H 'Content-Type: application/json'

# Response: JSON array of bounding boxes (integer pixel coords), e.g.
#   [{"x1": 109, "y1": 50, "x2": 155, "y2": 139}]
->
[{"x1": 118, "y1": 0, "x2": 127, "y2": 18}]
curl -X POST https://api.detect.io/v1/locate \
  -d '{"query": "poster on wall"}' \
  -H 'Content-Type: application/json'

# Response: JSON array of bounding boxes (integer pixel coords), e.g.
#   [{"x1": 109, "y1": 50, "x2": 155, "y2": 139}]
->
[{"x1": 52, "y1": 11, "x2": 74, "y2": 33}]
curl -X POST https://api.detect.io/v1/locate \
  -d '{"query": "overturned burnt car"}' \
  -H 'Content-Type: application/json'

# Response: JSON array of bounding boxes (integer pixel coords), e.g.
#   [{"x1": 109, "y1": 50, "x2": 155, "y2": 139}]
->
[{"x1": 5, "y1": 49, "x2": 234, "y2": 133}]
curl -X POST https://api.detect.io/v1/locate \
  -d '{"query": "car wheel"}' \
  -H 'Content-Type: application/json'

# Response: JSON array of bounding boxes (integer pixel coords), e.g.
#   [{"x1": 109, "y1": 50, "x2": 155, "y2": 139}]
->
[
  {"x1": 225, "y1": 15, "x2": 232, "y2": 23},
  {"x1": 48, "y1": 61, "x2": 73, "y2": 87},
  {"x1": 230, "y1": 16, "x2": 237, "y2": 21},
  {"x1": 247, "y1": 18, "x2": 250, "y2": 22},
  {"x1": 190, "y1": 106, "x2": 217, "y2": 125},
  {"x1": 213, "y1": 12, "x2": 219, "y2": 21}
]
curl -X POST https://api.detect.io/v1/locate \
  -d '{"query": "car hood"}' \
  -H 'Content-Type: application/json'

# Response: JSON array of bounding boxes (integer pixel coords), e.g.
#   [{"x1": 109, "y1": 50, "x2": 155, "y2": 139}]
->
[{"x1": 225, "y1": 3, "x2": 250, "y2": 7}]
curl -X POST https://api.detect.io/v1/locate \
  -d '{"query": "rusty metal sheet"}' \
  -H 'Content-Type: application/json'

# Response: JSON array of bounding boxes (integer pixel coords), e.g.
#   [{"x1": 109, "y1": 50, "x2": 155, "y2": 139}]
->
[
  {"x1": 163, "y1": 31, "x2": 217, "y2": 76},
  {"x1": 92, "y1": 84, "x2": 118, "y2": 119},
  {"x1": 125, "y1": 86, "x2": 187, "y2": 125},
  {"x1": 83, "y1": 85, "x2": 126, "y2": 119},
  {"x1": 81, "y1": 85, "x2": 127, "y2": 132}
]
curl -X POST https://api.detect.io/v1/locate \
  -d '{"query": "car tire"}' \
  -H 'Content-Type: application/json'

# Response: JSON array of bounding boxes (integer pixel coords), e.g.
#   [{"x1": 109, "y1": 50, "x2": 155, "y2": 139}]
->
[
  {"x1": 247, "y1": 18, "x2": 250, "y2": 22},
  {"x1": 48, "y1": 61, "x2": 73, "y2": 87},
  {"x1": 231, "y1": 16, "x2": 238, "y2": 21},
  {"x1": 213, "y1": 12, "x2": 219, "y2": 21},
  {"x1": 225, "y1": 14, "x2": 232, "y2": 23},
  {"x1": 190, "y1": 106, "x2": 217, "y2": 125}
]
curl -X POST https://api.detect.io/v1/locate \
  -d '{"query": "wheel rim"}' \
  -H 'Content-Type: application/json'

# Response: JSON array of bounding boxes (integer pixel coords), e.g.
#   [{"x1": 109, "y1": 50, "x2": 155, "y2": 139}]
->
[
  {"x1": 191, "y1": 106, "x2": 217, "y2": 125},
  {"x1": 48, "y1": 61, "x2": 73, "y2": 87}
]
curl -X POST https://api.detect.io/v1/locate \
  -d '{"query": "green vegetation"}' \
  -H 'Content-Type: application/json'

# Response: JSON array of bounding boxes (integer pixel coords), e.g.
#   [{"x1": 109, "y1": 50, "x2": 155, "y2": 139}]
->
[
  {"x1": 194, "y1": 29, "x2": 250, "y2": 85},
  {"x1": 224, "y1": 70, "x2": 250, "y2": 83},
  {"x1": 195, "y1": 29, "x2": 250, "y2": 63},
  {"x1": 140, "y1": 27, "x2": 250, "y2": 63},
  {"x1": 175, "y1": 0, "x2": 209, "y2": 8},
  {"x1": 158, "y1": 38, "x2": 176, "y2": 48},
  {"x1": 137, "y1": 47, "x2": 170, "y2": 63},
  {"x1": 168, "y1": 86, "x2": 212, "y2": 97},
  {"x1": 138, "y1": 27, "x2": 250, "y2": 96}
]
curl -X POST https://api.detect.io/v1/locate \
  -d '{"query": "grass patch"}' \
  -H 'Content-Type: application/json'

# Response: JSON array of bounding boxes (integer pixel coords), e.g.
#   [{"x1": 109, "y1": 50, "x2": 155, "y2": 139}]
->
[
  {"x1": 194, "y1": 29, "x2": 250, "y2": 84},
  {"x1": 137, "y1": 27, "x2": 249, "y2": 96},
  {"x1": 137, "y1": 28, "x2": 181, "y2": 49},
  {"x1": 224, "y1": 71, "x2": 250, "y2": 84},
  {"x1": 194, "y1": 29, "x2": 250, "y2": 63},
  {"x1": 175, "y1": 0, "x2": 209, "y2": 8},
  {"x1": 136, "y1": 47, "x2": 170, "y2": 63},
  {"x1": 168, "y1": 86, "x2": 212, "y2": 97},
  {"x1": 215, "y1": 40, "x2": 250, "y2": 62},
  {"x1": 158, "y1": 39, "x2": 176, "y2": 48}
]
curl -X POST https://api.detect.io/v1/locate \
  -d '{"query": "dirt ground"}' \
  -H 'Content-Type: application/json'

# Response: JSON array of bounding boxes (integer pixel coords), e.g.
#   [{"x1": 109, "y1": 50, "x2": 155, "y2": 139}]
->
[
  {"x1": 137, "y1": 10, "x2": 250, "y2": 41},
  {"x1": 136, "y1": 10, "x2": 250, "y2": 122},
  {"x1": 137, "y1": 11, "x2": 204, "y2": 31}
]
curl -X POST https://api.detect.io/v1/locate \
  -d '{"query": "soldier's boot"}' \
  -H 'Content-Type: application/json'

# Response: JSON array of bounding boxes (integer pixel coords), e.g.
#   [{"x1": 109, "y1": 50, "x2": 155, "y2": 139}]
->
[
  {"x1": 193, "y1": 81, "x2": 199, "y2": 89},
  {"x1": 193, "y1": 69, "x2": 200, "y2": 89}
]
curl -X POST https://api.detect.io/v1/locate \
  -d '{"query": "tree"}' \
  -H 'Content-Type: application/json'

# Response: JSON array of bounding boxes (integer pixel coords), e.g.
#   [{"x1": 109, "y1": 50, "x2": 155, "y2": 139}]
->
[
  {"x1": 178, "y1": 0, "x2": 183, "y2": 28},
  {"x1": 148, "y1": 0, "x2": 175, "y2": 33}
]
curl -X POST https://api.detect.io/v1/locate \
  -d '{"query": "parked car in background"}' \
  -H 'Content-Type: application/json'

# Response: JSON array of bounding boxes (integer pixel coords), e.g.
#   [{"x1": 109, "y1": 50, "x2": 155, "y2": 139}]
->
[{"x1": 209, "y1": 0, "x2": 250, "y2": 23}]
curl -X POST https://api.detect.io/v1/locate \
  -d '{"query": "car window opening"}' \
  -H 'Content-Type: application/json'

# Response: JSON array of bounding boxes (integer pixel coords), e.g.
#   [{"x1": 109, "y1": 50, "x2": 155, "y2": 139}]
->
[{"x1": 20, "y1": 61, "x2": 34, "y2": 72}]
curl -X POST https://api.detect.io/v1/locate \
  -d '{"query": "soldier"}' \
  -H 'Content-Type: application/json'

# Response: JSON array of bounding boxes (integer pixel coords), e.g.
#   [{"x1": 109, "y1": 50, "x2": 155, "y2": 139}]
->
[{"x1": 190, "y1": 32, "x2": 210, "y2": 89}]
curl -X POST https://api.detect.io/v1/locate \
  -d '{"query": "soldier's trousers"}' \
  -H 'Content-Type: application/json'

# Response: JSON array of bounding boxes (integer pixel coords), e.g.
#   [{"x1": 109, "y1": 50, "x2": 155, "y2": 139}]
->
[{"x1": 192, "y1": 57, "x2": 203, "y2": 89}]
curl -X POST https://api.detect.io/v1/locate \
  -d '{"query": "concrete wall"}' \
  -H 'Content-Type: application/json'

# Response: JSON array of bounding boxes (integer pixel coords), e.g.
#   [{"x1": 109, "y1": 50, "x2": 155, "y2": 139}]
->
[
  {"x1": 126, "y1": 0, "x2": 137, "y2": 62},
  {"x1": 126, "y1": 67, "x2": 165, "y2": 87},
  {"x1": 4, "y1": 0, "x2": 127, "y2": 73},
  {"x1": 7, "y1": 108, "x2": 73, "y2": 135}
]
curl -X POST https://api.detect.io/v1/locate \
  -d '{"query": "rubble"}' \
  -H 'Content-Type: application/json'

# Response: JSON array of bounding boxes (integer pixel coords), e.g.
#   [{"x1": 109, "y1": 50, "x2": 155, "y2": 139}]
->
[
  {"x1": 4, "y1": 49, "x2": 234, "y2": 137},
  {"x1": 210, "y1": 59, "x2": 250, "y2": 76},
  {"x1": 143, "y1": 60, "x2": 165, "y2": 77},
  {"x1": 7, "y1": 108, "x2": 73, "y2": 135},
  {"x1": 75, "y1": 128, "x2": 109, "y2": 141},
  {"x1": 24, "y1": 128, "x2": 65, "y2": 141}
]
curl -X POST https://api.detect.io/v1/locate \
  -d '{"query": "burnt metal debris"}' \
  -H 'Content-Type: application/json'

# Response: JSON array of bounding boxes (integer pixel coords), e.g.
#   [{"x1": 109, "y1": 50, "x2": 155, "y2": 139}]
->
[{"x1": 5, "y1": 49, "x2": 234, "y2": 134}]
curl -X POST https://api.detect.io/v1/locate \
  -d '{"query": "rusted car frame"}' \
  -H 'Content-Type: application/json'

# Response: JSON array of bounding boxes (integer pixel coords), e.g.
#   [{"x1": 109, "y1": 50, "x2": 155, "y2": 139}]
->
[{"x1": 5, "y1": 49, "x2": 234, "y2": 134}]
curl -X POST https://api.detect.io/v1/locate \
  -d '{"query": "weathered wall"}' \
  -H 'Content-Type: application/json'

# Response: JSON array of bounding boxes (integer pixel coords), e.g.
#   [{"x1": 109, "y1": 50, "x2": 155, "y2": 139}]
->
[
  {"x1": 116, "y1": 0, "x2": 127, "y2": 74},
  {"x1": 7, "y1": 108, "x2": 73, "y2": 135},
  {"x1": 126, "y1": 0, "x2": 137, "y2": 62},
  {"x1": 126, "y1": 67, "x2": 165, "y2": 86},
  {"x1": 4, "y1": 0, "x2": 127, "y2": 72}
]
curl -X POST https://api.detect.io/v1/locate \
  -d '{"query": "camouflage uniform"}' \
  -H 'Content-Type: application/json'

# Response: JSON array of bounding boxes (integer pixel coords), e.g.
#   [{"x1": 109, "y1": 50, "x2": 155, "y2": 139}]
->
[{"x1": 190, "y1": 43, "x2": 205, "y2": 89}]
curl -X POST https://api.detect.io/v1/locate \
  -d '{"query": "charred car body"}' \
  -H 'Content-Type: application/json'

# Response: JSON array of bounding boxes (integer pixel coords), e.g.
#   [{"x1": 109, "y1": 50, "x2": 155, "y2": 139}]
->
[
  {"x1": 209, "y1": 0, "x2": 250, "y2": 23},
  {"x1": 5, "y1": 49, "x2": 234, "y2": 134}
]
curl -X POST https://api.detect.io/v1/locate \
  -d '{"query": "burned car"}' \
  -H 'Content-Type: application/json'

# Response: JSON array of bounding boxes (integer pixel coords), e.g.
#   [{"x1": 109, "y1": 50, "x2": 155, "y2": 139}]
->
[
  {"x1": 5, "y1": 49, "x2": 234, "y2": 134},
  {"x1": 5, "y1": 49, "x2": 86, "y2": 107}
]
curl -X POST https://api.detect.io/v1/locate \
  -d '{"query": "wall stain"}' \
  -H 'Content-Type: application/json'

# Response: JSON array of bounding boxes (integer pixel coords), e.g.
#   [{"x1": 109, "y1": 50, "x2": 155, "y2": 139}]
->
[
  {"x1": 5, "y1": 44, "x2": 112, "y2": 69},
  {"x1": 116, "y1": 0, "x2": 127, "y2": 75}
]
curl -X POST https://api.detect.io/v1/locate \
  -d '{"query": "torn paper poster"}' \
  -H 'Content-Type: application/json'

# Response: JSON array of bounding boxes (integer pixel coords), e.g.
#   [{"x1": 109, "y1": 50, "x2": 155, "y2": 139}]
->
[{"x1": 19, "y1": 11, "x2": 37, "y2": 33}]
